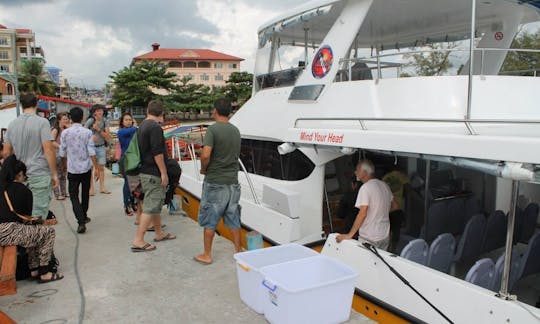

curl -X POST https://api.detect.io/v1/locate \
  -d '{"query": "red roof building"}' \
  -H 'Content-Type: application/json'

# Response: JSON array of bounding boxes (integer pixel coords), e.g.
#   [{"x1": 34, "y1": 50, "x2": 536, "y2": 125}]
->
[{"x1": 132, "y1": 43, "x2": 244, "y2": 87}]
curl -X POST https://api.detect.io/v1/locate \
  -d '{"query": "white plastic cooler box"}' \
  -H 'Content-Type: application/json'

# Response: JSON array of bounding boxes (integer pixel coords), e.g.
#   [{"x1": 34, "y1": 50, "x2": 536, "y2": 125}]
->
[
  {"x1": 260, "y1": 255, "x2": 358, "y2": 324},
  {"x1": 233, "y1": 243, "x2": 319, "y2": 314}
]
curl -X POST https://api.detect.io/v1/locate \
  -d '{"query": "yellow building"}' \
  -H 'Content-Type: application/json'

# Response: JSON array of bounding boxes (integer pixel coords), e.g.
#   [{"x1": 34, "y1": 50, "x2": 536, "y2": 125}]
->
[
  {"x1": 0, "y1": 24, "x2": 45, "y2": 104},
  {"x1": 133, "y1": 43, "x2": 243, "y2": 87},
  {"x1": 0, "y1": 24, "x2": 45, "y2": 74}
]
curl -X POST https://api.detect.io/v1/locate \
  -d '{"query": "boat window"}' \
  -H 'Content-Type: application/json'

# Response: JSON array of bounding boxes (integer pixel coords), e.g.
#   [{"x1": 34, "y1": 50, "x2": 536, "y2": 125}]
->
[
  {"x1": 240, "y1": 139, "x2": 314, "y2": 181},
  {"x1": 254, "y1": 5, "x2": 334, "y2": 92}
]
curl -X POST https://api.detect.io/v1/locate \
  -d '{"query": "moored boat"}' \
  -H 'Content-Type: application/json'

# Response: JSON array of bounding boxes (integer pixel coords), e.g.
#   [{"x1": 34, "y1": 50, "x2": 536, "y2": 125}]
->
[{"x1": 177, "y1": 1, "x2": 540, "y2": 322}]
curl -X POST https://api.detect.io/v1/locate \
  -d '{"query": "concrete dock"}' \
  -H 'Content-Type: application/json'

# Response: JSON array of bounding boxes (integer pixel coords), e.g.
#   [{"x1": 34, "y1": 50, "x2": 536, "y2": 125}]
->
[{"x1": 0, "y1": 171, "x2": 373, "y2": 324}]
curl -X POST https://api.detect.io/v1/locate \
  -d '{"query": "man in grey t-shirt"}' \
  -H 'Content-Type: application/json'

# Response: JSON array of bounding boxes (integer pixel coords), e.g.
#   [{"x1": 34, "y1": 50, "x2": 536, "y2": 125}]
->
[
  {"x1": 2, "y1": 93, "x2": 58, "y2": 218},
  {"x1": 84, "y1": 104, "x2": 111, "y2": 195}
]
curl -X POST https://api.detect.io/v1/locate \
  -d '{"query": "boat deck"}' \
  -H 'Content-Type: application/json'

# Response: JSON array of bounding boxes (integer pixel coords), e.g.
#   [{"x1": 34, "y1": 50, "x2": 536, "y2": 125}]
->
[{"x1": 0, "y1": 170, "x2": 373, "y2": 323}]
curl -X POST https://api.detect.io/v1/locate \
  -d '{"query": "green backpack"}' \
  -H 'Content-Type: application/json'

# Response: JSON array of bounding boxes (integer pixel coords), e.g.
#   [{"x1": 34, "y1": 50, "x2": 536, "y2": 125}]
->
[{"x1": 122, "y1": 131, "x2": 141, "y2": 174}]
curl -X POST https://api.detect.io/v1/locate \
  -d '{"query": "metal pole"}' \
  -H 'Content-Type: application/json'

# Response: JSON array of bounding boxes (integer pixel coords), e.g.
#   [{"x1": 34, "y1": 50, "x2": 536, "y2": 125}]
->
[
  {"x1": 324, "y1": 185, "x2": 334, "y2": 233},
  {"x1": 466, "y1": 0, "x2": 476, "y2": 120},
  {"x1": 499, "y1": 180, "x2": 519, "y2": 298},
  {"x1": 423, "y1": 160, "x2": 431, "y2": 239},
  {"x1": 238, "y1": 158, "x2": 260, "y2": 205},
  {"x1": 304, "y1": 28, "x2": 309, "y2": 67},
  {"x1": 11, "y1": 32, "x2": 20, "y2": 117},
  {"x1": 376, "y1": 48, "x2": 382, "y2": 80}
]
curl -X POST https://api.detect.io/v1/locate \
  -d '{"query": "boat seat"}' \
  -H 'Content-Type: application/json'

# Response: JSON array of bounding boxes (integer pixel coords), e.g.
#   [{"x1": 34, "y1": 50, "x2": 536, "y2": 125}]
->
[
  {"x1": 465, "y1": 258, "x2": 495, "y2": 290},
  {"x1": 422, "y1": 201, "x2": 449, "y2": 243},
  {"x1": 447, "y1": 198, "x2": 466, "y2": 235},
  {"x1": 512, "y1": 231, "x2": 540, "y2": 291},
  {"x1": 400, "y1": 238, "x2": 428, "y2": 265},
  {"x1": 0, "y1": 245, "x2": 17, "y2": 296},
  {"x1": 427, "y1": 233, "x2": 455, "y2": 274},
  {"x1": 519, "y1": 203, "x2": 539, "y2": 244},
  {"x1": 454, "y1": 214, "x2": 486, "y2": 263},
  {"x1": 481, "y1": 210, "x2": 507, "y2": 253},
  {"x1": 490, "y1": 250, "x2": 520, "y2": 293}
]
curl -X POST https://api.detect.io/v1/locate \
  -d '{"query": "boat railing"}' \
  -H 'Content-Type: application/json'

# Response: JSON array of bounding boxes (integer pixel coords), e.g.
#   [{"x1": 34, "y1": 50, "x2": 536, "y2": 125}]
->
[
  {"x1": 238, "y1": 158, "x2": 261, "y2": 205},
  {"x1": 173, "y1": 135, "x2": 261, "y2": 204},
  {"x1": 338, "y1": 47, "x2": 540, "y2": 81},
  {"x1": 294, "y1": 117, "x2": 540, "y2": 136}
]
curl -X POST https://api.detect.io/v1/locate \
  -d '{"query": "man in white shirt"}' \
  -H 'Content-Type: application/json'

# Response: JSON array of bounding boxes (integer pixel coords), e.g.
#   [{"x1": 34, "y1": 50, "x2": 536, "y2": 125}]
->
[{"x1": 336, "y1": 159, "x2": 397, "y2": 250}]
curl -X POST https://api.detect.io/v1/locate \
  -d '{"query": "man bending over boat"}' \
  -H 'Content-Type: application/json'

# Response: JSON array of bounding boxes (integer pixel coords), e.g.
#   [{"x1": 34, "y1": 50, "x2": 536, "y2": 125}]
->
[
  {"x1": 194, "y1": 98, "x2": 242, "y2": 265},
  {"x1": 336, "y1": 160, "x2": 397, "y2": 250}
]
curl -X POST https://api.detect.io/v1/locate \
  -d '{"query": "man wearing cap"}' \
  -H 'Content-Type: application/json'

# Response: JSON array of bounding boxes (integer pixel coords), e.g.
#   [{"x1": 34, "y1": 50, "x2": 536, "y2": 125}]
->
[{"x1": 85, "y1": 104, "x2": 111, "y2": 195}]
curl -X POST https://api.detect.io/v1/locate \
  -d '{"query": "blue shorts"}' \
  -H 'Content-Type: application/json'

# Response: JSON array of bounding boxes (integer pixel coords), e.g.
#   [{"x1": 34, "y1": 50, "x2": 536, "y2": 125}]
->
[
  {"x1": 94, "y1": 146, "x2": 106, "y2": 165},
  {"x1": 198, "y1": 182, "x2": 241, "y2": 230}
]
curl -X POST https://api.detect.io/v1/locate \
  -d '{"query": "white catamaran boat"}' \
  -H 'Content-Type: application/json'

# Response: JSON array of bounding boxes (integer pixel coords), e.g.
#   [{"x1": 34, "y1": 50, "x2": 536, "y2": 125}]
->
[{"x1": 176, "y1": 0, "x2": 540, "y2": 322}]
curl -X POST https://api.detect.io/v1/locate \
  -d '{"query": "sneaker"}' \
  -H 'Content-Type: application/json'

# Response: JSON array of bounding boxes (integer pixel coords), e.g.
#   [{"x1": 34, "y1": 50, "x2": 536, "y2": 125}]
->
[
  {"x1": 77, "y1": 225, "x2": 86, "y2": 234},
  {"x1": 85, "y1": 217, "x2": 91, "y2": 224}
]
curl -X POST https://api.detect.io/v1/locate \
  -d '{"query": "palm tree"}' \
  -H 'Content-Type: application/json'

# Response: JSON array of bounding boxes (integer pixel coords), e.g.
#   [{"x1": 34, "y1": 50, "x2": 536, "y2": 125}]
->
[{"x1": 18, "y1": 59, "x2": 56, "y2": 95}]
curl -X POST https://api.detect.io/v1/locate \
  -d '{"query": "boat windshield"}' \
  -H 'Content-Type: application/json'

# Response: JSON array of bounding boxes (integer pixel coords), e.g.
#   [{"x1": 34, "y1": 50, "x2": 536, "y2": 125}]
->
[
  {"x1": 254, "y1": 0, "x2": 540, "y2": 90},
  {"x1": 254, "y1": 4, "x2": 335, "y2": 92}
]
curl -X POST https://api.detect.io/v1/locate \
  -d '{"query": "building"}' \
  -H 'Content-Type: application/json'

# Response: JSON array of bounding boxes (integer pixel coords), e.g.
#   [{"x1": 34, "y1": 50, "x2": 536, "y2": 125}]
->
[
  {"x1": 46, "y1": 66, "x2": 61, "y2": 85},
  {"x1": 0, "y1": 24, "x2": 45, "y2": 106},
  {"x1": 0, "y1": 24, "x2": 45, "y2": 74},
  {"x1": 133, "y1": 43, "x2": 243, "y2": 87}
]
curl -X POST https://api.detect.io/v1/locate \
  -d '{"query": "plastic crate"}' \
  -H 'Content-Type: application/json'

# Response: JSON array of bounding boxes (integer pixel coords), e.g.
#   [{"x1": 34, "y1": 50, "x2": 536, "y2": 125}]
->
[
  {"x1": 233, "y1": 243, "x2": 319, "y2": 314},
  {"x1": 260, "y1": 255, "x2": 357, "y2": 324}
]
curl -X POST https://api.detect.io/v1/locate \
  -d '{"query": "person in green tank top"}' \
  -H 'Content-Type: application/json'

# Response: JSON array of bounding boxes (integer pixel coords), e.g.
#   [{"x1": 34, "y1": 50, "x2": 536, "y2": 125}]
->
[{"x1": 194, "y1": 98, "x2": 241, "y2": 265}]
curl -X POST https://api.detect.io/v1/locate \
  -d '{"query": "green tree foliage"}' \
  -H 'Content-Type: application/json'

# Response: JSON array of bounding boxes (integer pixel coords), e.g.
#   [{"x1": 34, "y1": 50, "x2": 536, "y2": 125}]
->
[
  {"x1": 501, "y1": 30, "x2": 540, "y2": 76},
  {"x1": 17, "y1": 59, "x2": 56, "y2": 95},
  {"x1": 109, "y1": 60, "x2": 178, "y2": 109},
  {"x1": 403, "y1": 43, "x2": 455, "y2": 76},
  {"x1": 223, "y1": 71, "x2": 253, "y2": 107}
]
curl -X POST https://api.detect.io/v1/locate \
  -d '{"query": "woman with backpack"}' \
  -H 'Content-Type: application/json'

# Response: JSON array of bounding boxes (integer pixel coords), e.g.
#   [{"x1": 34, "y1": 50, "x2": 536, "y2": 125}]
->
[{"x1": 117, "y1": 112, "x2": 137, "y2": 216}]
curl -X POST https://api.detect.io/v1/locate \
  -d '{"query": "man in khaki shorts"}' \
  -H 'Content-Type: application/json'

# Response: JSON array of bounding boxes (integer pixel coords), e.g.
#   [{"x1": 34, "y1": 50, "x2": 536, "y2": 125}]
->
[{"x1": 131, "y1": 100, "x2": 176, "y2": 252}]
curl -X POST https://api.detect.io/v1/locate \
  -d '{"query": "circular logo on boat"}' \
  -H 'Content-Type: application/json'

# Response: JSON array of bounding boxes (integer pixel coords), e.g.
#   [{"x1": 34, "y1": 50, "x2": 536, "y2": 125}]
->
[
  {"x1": 312, "y1": 46, "x2": 333, "y2": 79},
  {"x1": 494, "y1": 31, "x2": 504, "y2": 41}
]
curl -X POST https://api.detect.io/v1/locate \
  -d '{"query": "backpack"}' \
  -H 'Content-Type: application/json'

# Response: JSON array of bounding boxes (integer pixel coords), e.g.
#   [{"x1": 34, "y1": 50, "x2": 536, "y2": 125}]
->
[
  {"x1": 165, "y1": 158, "x2": 182, "y2": 205},
  {"x1": 122, "y1": 131, "x2": 141, "y2": 174}
]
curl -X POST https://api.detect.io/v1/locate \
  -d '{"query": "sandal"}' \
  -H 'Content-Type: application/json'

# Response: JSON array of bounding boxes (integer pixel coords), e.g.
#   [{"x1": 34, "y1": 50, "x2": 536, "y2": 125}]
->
[
  {"x1": 146, "y1": 224, "x2": 166, "y2": 231},
  {"x1": 37, "y1": 272, "x2": 64, "y2": 284},
  {"x1": 100, "y1": 190, "x2": 111, "y2": 194},
  {"x1": 131, "y1": 243, "x2": 156, "y2": 252},
  {"x1": 154, "y1": 233, "x2": 176, "y2": 242}
]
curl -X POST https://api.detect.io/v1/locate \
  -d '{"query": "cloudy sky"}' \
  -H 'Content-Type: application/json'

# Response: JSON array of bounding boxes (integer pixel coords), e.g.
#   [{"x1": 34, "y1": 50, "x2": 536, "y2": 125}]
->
[{"x1": 0, "y1": 0, "x2": 305, "y2": 88}]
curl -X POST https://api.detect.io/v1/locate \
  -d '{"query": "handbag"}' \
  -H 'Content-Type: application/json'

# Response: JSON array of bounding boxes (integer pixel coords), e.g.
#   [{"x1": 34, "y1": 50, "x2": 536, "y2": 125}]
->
[{"x1": 3, "y1": 191, "x2": 44, "y2": 225}]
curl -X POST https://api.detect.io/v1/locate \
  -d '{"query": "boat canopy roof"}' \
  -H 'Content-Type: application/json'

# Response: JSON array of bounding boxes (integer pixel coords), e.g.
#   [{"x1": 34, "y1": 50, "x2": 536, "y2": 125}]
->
[{"x1": 258, "y1": 0, "x2": 540, "y2": 49}]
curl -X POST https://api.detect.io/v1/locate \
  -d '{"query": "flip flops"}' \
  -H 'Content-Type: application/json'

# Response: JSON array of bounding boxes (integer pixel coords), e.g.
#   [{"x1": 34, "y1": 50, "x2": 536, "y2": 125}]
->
[
  {"x1": 146, "y1": 224, "x2": 166, "y2": 231},
  {"x1": 131, "y1": 243, "x2": 156, "y2": 252},
  {"x1": 100, "y1": 190, "x2": 111, "y2": 194},
  {"x1": 193, "y1": 256, "x2": 212, "y2": 265},
  {"x1": 154, "y1": 233, "x2": 176, "y2": 242}
]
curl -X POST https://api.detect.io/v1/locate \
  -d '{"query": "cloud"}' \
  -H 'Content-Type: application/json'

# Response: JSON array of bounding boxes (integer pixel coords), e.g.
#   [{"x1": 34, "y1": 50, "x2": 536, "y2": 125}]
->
[
  {"x1": 0, "y1": 0, "x2": 306, "y2": 88},
  {"x1": 0, "y1": 0, "x2": 55, "y2": 6}
]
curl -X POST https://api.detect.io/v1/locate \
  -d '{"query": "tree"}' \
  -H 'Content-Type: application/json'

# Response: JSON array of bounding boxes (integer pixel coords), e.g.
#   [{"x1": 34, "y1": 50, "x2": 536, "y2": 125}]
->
[
  {"x1": 223, "y1": 71, "x2": 253, "y2": 108},
  {"x1": 501, "y1": 30, "x2": 540, "y2": 76},
  {"x1": 403, "y1": 43, "x2": 455, "y2": 76},
  {"x1": 17, "y1": 59, "x2": 56, "y2": 95},
  {"x1": 109, "y1": 60, "x2": 178, "y2": 109}
]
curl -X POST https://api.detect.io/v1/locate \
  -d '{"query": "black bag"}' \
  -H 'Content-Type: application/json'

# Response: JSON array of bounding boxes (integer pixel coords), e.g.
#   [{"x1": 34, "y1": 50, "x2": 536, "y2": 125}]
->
[{"x1": 165, "y1": 159, "x2": 182, "y2": 205}]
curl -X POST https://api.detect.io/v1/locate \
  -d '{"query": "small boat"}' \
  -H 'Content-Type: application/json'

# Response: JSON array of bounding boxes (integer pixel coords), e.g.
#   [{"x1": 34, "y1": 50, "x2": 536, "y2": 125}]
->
[{"x1": 176, "y1": 0, "x2": 540, "y2": 322}]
